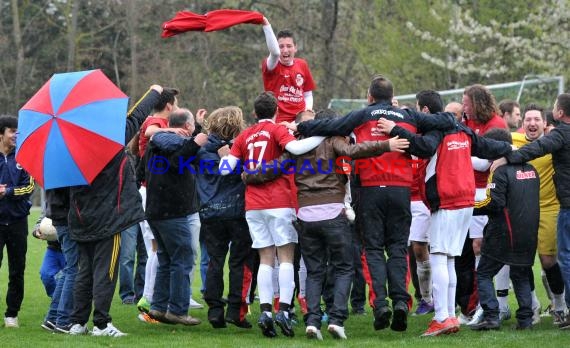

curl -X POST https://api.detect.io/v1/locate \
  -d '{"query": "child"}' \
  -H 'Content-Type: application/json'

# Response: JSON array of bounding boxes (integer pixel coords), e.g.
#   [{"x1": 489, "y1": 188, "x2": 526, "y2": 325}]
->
[{"x1": 471, "y1": 128, "x2": 539, "y2": 330}]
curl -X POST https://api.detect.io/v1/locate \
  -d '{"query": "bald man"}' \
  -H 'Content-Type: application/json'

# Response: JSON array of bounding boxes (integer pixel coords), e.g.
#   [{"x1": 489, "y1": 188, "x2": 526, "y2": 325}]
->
[{"x1": 445, "y1": 102, "x2": 463, "y2": 122}]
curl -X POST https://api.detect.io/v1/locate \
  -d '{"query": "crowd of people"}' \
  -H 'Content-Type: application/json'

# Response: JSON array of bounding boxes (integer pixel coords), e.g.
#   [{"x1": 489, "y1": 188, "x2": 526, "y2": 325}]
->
[{"x1": 1, "y1": 16, "x2": 569, "y2": 342}]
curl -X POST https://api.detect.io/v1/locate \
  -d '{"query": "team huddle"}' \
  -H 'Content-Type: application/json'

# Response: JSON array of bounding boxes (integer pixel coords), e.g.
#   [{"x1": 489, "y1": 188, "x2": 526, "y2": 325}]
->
[{"x1": 2, "y1": 15, "x2": 570, "y2": 342}]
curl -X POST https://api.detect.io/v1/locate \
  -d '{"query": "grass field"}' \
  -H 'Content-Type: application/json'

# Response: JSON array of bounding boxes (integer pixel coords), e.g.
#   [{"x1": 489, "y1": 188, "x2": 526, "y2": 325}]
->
[{"x1": 0, "y1": 208, "x2": 566, "y2": 347}]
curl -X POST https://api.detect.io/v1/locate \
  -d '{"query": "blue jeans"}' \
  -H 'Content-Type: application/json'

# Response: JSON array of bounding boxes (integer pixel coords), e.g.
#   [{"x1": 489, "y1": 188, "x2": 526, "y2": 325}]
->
[
  {"x1": 119, "y1": 224, "x2": 143, "y2": 301},
  {"x1": 200, "y1": 241, "x2": 209, "y2": 295},
  {"x1": 49, "y1": 225, "x2": 78, "y2": 327},
  {"x1": 40, "y1": 248, "x2": 65, "y2": 297},
  {"x1": 557, "y1": 209, "x2": 570, "y2": 307},
  {"x1": 149, "y1": 216, "x2": 194, "y2": 315}
]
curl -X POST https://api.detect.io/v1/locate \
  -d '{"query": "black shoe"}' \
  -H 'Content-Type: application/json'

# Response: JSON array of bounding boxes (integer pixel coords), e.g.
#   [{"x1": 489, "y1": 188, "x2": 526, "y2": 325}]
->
[
  {"x1": 469, "y1": 319, "x2": 500, "y2": 331},
  {"x1": 391, "y1": 303, "x2": 408, "y2": 332},
  {"x1": 515, "y1": 323, "x2": 533, "y2": 330},
  {"x1": 257, "y1": 313, "x2": 277, "y2": 338},
  {"x1": 41, "y1": 320, "x2": 56, "y2": 332},
  {"x1": 351, "y1": 308, "x2": 366, "y2": 315},
  {"x1": 209, "y1": 316, "x2": 227, "y2": 329},
  {"x1": 275, "y1": 310, "x2": 295, "y2": 337},
  {"x1": 54, "y1": 323, "x2": 74, "y2": 334},
  {"x1": 374, "y1": 307, "x2": 392, "y2": 330},
  {"x1": 226, "y1": 317, "x2": 252, "y2": 329}
]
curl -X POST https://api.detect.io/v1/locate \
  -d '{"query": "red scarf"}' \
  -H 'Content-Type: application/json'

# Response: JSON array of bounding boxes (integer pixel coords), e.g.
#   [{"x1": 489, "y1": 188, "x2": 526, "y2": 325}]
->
[{"x1": 162, "y1": 9, "x2": 264, "y2": 38}]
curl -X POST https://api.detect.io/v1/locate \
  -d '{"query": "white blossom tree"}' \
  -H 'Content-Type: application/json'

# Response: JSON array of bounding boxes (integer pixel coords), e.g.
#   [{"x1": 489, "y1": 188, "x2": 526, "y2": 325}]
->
[{"x1": 406, "y1": 0, "x2": 570, "y2": 87}]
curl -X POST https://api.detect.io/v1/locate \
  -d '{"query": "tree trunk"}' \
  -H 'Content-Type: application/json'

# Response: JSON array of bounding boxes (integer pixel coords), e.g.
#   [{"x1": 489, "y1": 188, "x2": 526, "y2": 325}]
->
[
  {"x1": 319, "y1": 0, "x2": 338, "y2": 109},
  {"x1": 126, "y1": 0, "x2": 138, "y2": 97},
  {"x1": 66, "y1": 0, "x2": 80, "y2": 71},
  {"x1": 11, "y1": 0, "x2": 24, "y2": 109}
]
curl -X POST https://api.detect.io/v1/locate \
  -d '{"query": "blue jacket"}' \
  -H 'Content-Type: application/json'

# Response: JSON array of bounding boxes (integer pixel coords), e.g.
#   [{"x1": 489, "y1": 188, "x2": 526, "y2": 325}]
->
[
  {"x1": 196, "y1": 134, "x2": 245, "y2": 221},
  {"x1": 0, "y1": 150, "x2": 34, "y2": 224}
]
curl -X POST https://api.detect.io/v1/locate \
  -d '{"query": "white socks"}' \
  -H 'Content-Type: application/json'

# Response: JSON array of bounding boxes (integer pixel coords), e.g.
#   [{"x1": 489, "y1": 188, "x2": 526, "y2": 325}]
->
[
  {"x1": 430, "y1": 253, "x2": 449, "y2": 322},
  {"x1": 447, "y1": 257, "x2": 457, "y2": 318},
  {"x1": 258, "y1": 264, "x2": 274, "y2": 305},
  {"x1": 279, "y1": 262, "x2": 295, "y2": 304},
  {"x1": 416, "y1": 260, "x2": 432, "y2": 303}
]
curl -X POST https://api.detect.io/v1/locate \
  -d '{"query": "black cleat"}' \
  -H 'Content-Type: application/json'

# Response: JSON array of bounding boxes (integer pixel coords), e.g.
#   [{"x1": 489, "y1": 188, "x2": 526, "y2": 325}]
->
[
  {"x1": 258, "y1": 313, "x2": 277, "y2": 338},
  {"x1": 226, "y1": 317, "x2": 252, "y2": 329},
  {"x1": 374, "y1": 307, "x2": 392, "y2": 330},
  {"x1": 275, "y1": 310, "x2": 295, "y2": 337},
  {"x1": 391, "y1": 302, "x2": 408, "y2": 332},
  {"x1": 469, "y1": 319, "x2": 500, "y2": 331}
]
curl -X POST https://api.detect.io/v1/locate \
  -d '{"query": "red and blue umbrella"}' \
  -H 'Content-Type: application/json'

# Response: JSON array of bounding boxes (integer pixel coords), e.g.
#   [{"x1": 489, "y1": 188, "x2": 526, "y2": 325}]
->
[{"x1": 16, "y1": 69, "x2": 128, "y2": 189}]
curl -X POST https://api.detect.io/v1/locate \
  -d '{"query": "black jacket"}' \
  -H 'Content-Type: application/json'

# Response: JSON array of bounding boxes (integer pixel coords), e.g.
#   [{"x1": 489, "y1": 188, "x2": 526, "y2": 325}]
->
[
  {"x1": 45, "y1": 188, "x2": 69, "y2": 226},
  {"x1": 474, "y1": 163, "x2": 539, "y2": 266},
  {"x1": 143, "y1": 132, "x2": 202, "y2": 220},
  {"x1": 68, "y1": 88, "x2": 160, "y2": 242},
  {"x1": 0, "y1": 150, "x2": 34, "y2": 225},
  {"x1": 506, "y1": 122, "x2": 570, "y2": 208}
]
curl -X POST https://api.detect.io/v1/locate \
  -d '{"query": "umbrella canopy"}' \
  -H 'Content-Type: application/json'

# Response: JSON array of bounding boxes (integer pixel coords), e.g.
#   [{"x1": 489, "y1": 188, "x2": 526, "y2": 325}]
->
[{"x1": 16, "y1": 69, "x2": 128, "y2": 189}]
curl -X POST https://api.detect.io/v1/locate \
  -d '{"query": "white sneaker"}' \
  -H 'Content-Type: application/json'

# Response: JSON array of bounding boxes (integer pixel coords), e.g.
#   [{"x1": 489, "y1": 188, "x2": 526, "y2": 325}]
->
[
  {"x1": 91, "y1": 322, "x2": 126, "y2": 337},
  {"x1": 69, "y1": 323, "x2": 89, "y2": 335},
  {"x1": 190, "y1": 298, "x2": 204, "y2": 309},
  {"x1": 467, "y1": 307, "x2": 484, "y2": 326},
  {"x1": 306, "y1": 325, "x2": 323, "y2": 340},
  {"x1": 4, "y1": 317, "x2": 19, "y2": 328},
  {"x1": 328, "y1": 324, "x2": 347, "y2": 339}
]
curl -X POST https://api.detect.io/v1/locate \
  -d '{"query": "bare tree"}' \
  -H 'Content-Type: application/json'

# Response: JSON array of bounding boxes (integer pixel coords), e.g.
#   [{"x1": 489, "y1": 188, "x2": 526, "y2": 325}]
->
[{"x1": 11, "y1": 0, "x2": 24, "y2": 107}]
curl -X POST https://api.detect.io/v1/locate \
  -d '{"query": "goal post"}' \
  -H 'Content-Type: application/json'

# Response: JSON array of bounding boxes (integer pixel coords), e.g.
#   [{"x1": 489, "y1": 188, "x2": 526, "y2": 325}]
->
[{"x1": 328, "y1": 76, "x2": 565, "y2": 114}]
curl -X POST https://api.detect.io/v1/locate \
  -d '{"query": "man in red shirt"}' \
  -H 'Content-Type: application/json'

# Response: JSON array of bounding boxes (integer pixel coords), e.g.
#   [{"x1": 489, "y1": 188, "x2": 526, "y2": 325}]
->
[
  {"x1": 462, "y1": 84, "x2": 509, "y2": 325},
  {"x1": 219, "y1": 92, "x2": 323, "y2": 338},
  {"x1": 261, "y1": 17, "x2": 316, "y2": 123}
]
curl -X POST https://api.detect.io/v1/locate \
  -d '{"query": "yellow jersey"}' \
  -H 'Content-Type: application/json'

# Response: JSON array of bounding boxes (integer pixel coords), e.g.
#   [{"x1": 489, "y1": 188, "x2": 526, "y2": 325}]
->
[{"x1": 511, "y1": 132, "x2": 560, "y2": 211}]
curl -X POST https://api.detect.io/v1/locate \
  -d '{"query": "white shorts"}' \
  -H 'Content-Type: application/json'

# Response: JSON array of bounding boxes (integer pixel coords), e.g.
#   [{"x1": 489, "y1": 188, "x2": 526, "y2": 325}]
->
[
  {"x1": 138, "y1": 186, "x2": 155, "y2": 241},
  {"x1": 469, "y1": 188, "x2": 488, "y2": 239},
  {"x1": 246, "y1": 208, "x2": 298, "y2": 249},
  {"x1": 429, "y1": 207, "x2": 473, "y2": 256},
  {"x1": 409, "y1": 201, "x2": 430, "y2": 243}
]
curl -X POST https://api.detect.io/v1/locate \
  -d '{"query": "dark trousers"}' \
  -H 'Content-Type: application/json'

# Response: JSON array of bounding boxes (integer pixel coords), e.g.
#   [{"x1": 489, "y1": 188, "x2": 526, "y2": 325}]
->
[
  {"x1": 455, "y1": 234, "x2": 478, "y2": 315},
  {"x1": 202, "y1": 218, "x2": 253, "y2": 322},
  {"x1": 350, "y1": 224, "x2": 366, "y2": 310},
  {"x1": 358, "y1": 186, "x2": 411, "y2": 310},
  {"x1": 0, "y1": 219, "x2": 27, "y2": 317},
  {"x1": 477, "y1": 256, "x2": 533, "y2": 327},
  {"x1": 299, "y1": 214, "x2": 353, "y2": 328},
  {"x1": 71, "y1": 233, "x2": 121, "y2": 329}
]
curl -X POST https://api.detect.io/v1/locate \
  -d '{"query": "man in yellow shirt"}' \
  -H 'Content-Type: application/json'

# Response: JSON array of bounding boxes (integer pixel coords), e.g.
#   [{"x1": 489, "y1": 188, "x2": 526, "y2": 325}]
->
[{"x1": 511, "y1": 104, "x2": 567, "y2": 324}]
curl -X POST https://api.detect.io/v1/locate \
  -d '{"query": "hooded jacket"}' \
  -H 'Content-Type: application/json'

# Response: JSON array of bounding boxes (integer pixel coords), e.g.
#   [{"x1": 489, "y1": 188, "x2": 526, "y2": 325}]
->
[
  {"x1": 474, "y1": 163, "x2": 539, "y2": 266},
  {"x1": 68, "y1": 88, "x2": 160, "y2": 242}
]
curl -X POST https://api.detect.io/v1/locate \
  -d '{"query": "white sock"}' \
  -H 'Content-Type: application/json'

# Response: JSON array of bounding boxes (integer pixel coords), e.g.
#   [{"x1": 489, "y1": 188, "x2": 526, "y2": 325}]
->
[
  {"x1": 279, "y1": 262, "x2": 295, "y2": 305},
  {"x1": 447, "y1": 257, "x2": 457, "y2": 318},
  {"x1": 416, "y1": 260, "x2": 432, "y2": 303},
  {"x1": 299, "y1": 257, "x2": 307, "y2": 298},
  {"x1": 143, "y1": 251, "x2": 158, "y2": 301},
  {"x1": 272, "y1": 257, "x2": 280, "y2": 299},
  {"x1": 430, "y1": 253, "x2": 449, "y2": 322},
  {"x1": 258, "y1": 264, "x2": 274, "y2": 305},
  {"x1": 553, "y1": 293, "x2": 566, "y2": 312},
  {"x1": 495, "y1": 265, "x2": 510, "y2": 310},
  {"x1": 531, "y1": 290, "x2": 540, "y2": 309},
  {"x1": 475, "y1": 255, "x2": 481, "y2": 270}
]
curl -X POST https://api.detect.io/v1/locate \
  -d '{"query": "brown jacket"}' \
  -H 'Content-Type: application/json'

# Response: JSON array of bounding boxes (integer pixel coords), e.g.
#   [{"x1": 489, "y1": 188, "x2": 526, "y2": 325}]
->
[
  {"x1": 242, "y1": 136, "x2": 391, "y2": 207},
  {"x1": 295, "y1": 136, "x2": 389, "y2": 208}
]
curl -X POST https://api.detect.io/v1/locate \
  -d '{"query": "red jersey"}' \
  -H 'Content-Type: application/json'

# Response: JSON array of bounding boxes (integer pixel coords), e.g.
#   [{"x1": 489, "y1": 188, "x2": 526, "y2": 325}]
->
[
  {"x1": 230, "y1": 120, "x2": 297, "y2": 210},
  {"x1": 138, "y1": 116, "x2": 169, "y2": 157},
  {"x1": 262, "y1": 58, "x2": 316, "y2": 123},
  {"x1": 465, "y1": 114, "x2": 507, "y2": 188}
]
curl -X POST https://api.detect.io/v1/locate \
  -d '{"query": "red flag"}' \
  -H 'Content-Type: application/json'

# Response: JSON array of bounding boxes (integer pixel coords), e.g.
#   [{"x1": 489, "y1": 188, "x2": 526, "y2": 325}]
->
[{"x1": 162, "y1": 9, "x2": 264, "y2": 38}]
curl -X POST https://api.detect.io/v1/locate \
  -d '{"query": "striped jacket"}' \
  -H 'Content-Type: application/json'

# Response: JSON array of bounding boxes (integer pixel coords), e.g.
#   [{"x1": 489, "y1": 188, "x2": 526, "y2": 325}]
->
[{"x1": 0, "y1": 150, "x2": 34, "y2": 224}]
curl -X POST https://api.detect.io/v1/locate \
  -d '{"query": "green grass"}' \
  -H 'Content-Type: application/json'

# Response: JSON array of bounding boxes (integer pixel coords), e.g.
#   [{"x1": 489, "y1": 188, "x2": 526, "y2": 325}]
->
[{"x1": 0, "y1": 209, "x2": 566, "y2": 347}]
